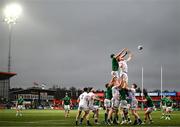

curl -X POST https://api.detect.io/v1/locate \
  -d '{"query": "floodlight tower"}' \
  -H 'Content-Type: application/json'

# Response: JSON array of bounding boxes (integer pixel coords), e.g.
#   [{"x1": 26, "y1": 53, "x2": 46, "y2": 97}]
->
[
  {"x1": 3, "y1": 3, "x2": 22, "y2": 93},
  {"x1": 3, "y1": 3, "x2": 22, "y2": 72}
]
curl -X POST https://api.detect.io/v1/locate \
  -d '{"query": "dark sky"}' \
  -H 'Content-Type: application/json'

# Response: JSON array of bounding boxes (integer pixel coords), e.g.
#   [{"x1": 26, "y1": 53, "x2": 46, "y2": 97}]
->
[{"x1": 0, "y1": 0, "x2": 180, "y2": 91}]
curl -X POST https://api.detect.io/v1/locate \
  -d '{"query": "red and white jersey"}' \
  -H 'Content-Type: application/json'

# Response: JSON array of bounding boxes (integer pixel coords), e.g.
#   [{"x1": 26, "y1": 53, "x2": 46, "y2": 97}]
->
[
  {"x1": 88, "y1": 92, "x2": 96, "y2": 107},
  {"x1": 119, "y1": 60, "x2": 128, "y2": 73},
  {"x1": 128, "y1": 88, "x2": 136, "y2": 100},
  {"x1": 112, "y1": 86, "x2": 120, "y2": 100},
  {"x1": 78, "y1": 92, "x2": 89, "y2": 106}
]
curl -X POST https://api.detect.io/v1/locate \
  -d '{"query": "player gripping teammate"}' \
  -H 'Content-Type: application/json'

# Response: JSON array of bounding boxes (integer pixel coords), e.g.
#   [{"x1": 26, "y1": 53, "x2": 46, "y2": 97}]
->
[
  {"x1": 62, "y1": 93, "x2": 72, "y2": 118},
  {"x1": 76, "y1": 87, "x2": 91, "y2": 126},
  {"x1": 16, "y1": 96, "x2": 24, "y2": 117},
  {"x1": 142, "y1": 90, "x2": 155, "y2": 124},
  {"x1": 107, "y1": 76, "x2": 121, "y2": 125},
  {"x1": 165, "y1": 96, "x2": 173, "y2": 120},
  {"x1": 160, "y1": 96, "x2": 168, "y2": 119},
  {"x1": 88, "y1": 88, "x2": 101, "y2": 125},
  {"x1": 104, "y1": 83, "x2": 113, "y2": 124},
  {"x1": 119, "y1": 88, "x2": 131, "y2": 124}
]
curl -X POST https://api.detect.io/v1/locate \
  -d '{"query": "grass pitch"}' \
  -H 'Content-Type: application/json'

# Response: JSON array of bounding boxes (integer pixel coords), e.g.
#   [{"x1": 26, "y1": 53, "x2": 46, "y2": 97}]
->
[{"x1": 0, "y1": 109, "x2": 180, "y2": 126}]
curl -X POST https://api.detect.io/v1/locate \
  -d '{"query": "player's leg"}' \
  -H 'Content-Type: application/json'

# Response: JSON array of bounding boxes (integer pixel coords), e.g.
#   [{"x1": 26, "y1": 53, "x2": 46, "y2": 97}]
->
[
  {"x1": 84, "y1": 110, "x2": 91, "y2": 126},
  {"x1": 143, "y1": 109, "x2": 149, "y2": 124},
  {"x1": 104, "y1": 108, "x2": 109, "y2": 124},
  {"x1": 67, "y1": 105, "x2": 70, "y2": 117},
  {"x1": 94, "y1": 109, "x2": 99, "y2": 124},
  {"x1": 19, "y1": 105, "x2": 23, "y2": 116},
  {"x1": 166, "y1": 107, "x2": 172, "y2": 120},
  {"x1": 161, "y1": 106, "x2": 166, "y2": 119},
  {"x1": 112, "y1": 108, "x2": 118, "y2": 125},
  {"x1": 121, "y1": 108, "x2": 127, "y2": 124},
  {"x1": 107, "y1": 108, "x2": 113, "y2": 125},
  {"x1": 148, "y1": 111, "x2": 153, "y2": 124},
  {"x1": 76, "y1": 106, "x2": 83, "y2": 125},
  {"x1": 168, "y1": 107, "x2": 172, "y2": 120},
  {"x1": 64, "y1": 105, "x2": 67, "y2": 118},
  {"x1": 16, "y1": 105, "x2": 19, "y2": 116},
  {"x1": 76, "y1": 110, "x2": 82, "y2": 125},
  {"x1": 104, "y1": 99, "x2": 110, "y2": 124},
  {"x1": 131, "y1": 100, "x2": 142, "y2": 125}
]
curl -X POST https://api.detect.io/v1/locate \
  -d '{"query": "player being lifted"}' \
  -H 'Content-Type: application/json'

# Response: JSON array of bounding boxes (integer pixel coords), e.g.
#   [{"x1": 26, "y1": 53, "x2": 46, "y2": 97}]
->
[
  {"x1": 127, "y1": 84, "x2": 142, "y2": 125},
  {"x1": 110, "y1": 48, "x2": 128, "y2": 79},
  {"x1": 117, "y1": 48, "x2": 133, "y2": 88},
  {"x1": 76, "y1": 87, "x2": 91, "y2": 126},
  {"x1": 165, "y1": 96, "x2": 173, "y2": 120},
  {"x1": 62, "y1": 93, "x2": 72, "y2": 118},
  {"x1": 142, "y1": 90, "x2": 155, "y2": 124},
  {"x1": 16, "y1": 96, "x2": 24, "y2": 117}
]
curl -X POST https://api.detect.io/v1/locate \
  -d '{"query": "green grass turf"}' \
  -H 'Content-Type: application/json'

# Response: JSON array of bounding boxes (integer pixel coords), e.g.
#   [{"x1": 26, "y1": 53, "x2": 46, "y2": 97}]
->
[{"x1": 0, "y1": 109, "x2": 180, "y2": 126}]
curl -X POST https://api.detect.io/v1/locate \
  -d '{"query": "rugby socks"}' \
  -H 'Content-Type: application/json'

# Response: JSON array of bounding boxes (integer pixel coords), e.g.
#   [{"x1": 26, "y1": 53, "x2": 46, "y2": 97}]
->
[
  {"x1": 75, "y1": 121, "x2": 78, "y2": 126},
  {"x1": 87, "y1": 120, "x2": 91, "y2": 126},
  {"x1": 95, "y1": 119, "x2": 98, "y2": 123},
  {"x1": 80, "y1": 118, "x2": 83, "y2": 124},
  {"x1": 104, "y1": 113, "x2": 108, "y2": 122}
]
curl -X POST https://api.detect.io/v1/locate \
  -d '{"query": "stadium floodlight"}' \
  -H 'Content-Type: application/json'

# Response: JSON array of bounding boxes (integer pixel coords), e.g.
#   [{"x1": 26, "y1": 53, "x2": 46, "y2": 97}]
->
[
  {"x1": 3, "y1": 3, "x2": 22, "y2": 73},
  {"x1": 3, "y1": 3, "x2": 22, "y2": 24}
]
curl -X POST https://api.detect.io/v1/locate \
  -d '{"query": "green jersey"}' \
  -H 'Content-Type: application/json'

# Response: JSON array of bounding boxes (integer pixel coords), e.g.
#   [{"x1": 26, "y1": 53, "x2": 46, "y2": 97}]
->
[
  {"x1": 112, "y1": 57, "x2": 119, "y2": 71},
  {"x1": 94, "y1": 100, "x2": 100, "y2": 106},
  {"x1": 63, "y1": 96, "x2": 71, "y2": 105},
  {"x1": 105, "y1": 87, "x2": 112, "y2": 100},
  {"x1": 166, "y1": 98, "x2": 173, "y2": 107},
  {"x1": 161, "y1": 97, "x2": 167, "y2": 106},
  {"x1": 145, "y1": 95, "x2": 154, "y2": 107},
  {"x1": 119, "y1": 88, "x2": 126, "y2": 100},
  {"x1": 17, "y1": 98, "x2": 24, "y2": 105}
]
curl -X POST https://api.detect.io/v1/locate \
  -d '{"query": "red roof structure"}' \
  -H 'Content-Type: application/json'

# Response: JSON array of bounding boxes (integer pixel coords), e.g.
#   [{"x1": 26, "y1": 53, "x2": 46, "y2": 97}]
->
[{"x1": 0, "y1": 72, "x2": 16, "y2": 80}]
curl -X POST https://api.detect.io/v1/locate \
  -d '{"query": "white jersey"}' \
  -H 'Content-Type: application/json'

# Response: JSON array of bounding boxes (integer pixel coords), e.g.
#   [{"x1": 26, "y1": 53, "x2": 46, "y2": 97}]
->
[
  {"x1": 128, "y1": 88, "x2": 136, "y2": 100},
  {"x1": 78, "y1": 92, "x2": 89, "y2": 107},
  {"x1": 88, "y1": 92, "x2": 96, "y2": 107},
  {"x1": 119, "y1": 60, "x2": 128, "y2": 73},
  {"x1": 112, "y1": 86, "x2": 120, "y2": 100}
]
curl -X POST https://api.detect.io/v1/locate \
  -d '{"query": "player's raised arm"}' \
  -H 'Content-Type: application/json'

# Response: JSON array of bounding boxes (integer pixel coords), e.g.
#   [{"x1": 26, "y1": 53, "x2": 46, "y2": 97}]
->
[
  {"x1": 126, "y1": 50, "x2": 133, "y2": 62},
  {"x1": 114, "y1": 48, "x2": 128, "y2": 59}
]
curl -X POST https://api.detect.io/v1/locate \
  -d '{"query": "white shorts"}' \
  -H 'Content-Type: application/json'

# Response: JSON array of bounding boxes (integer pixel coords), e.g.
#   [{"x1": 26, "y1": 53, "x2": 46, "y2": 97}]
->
[
  {"x1": 146, "y1": 107, "x2": 154, "y2": 113},
  {"x1": 130, "y1": 99, "x2": 138, "y2": 110},
  {"x1": 166, "y1": 107, "x2": 173, "y2": 112},
  {"x1": 104, "y1": 99, "x2": 111, "y2": 108},
  {"x1": 162, "y1": 105, "x2": 166, "y2": 110},
  {"x1": 111, "y1": 71, "x2": 119, "y2": 78},
  {"x1": 17, "y1": 105, "x2": 23, "y2": 110},
  {"x1": 64, "y1": 105, "x2": 70, "y2": 111},
  {"x1": 120, "y1": 100, "x2": 128, "y2": 109},
  {"x1": 78, "y1": 105, "x2": 89, "y2": 111},
  {"x1": 93, "y1": 106, "x2": 99, "y2": 110},
  {"x1": 120, "y1": 72, "x2": 128, "y2": 83},
  {"x1": 111, "y1": 98, "x2": 120, "y2": 109},
  {"x1": 89, "y1": 105, "x2": 97, "y2": 111}
]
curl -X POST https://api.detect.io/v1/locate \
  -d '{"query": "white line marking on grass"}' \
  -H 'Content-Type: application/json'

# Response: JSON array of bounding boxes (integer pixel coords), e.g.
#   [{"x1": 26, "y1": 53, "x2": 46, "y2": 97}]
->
[
  {"x1": 0, "y1": 120, "x2": 68, "y2": 124},
  {"x1": 0, "y1": 121, "x2": 38, "y2": 123}
]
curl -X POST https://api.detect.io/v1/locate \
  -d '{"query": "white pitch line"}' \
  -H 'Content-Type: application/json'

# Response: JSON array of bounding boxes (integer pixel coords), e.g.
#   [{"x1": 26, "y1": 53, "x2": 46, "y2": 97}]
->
[{"x1": 0, "y1": 119, "x2": 69, "y2": 124}]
